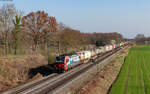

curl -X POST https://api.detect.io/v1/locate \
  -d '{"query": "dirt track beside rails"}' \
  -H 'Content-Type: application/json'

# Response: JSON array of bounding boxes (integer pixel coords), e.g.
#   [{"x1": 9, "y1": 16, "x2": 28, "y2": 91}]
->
[{"x1": 78, "y1": 48, "x2": 128, "y2": 94}]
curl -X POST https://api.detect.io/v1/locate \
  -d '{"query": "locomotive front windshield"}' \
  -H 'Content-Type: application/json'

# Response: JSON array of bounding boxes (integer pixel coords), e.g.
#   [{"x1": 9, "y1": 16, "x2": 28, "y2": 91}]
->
[{"x1": 56, "y1": 56, "x2": 65, "y2": 64}]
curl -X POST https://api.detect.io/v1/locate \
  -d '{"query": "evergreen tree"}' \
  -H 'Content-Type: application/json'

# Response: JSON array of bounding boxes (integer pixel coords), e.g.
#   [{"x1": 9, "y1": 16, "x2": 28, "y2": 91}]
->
[{"x1": 12, "y1": 16, "x2": 22, "y2": 55}]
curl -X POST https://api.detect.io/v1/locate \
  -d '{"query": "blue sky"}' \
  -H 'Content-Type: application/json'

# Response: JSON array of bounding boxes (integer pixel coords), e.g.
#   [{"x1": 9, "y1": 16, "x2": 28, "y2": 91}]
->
[{"x1": 1, "y1": 0, "x2": 150, "y2": 38}]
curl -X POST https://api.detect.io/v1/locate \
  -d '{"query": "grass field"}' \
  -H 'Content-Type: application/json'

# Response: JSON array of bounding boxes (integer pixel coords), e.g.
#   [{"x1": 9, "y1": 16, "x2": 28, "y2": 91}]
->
[{"x1": 109, "y1": 46, "x2": 150, "y2": 94}]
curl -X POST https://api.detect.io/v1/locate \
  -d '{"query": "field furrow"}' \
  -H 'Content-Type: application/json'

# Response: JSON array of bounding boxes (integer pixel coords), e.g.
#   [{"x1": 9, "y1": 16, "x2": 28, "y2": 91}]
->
[{"x1": 109, "y1": 46, "x2": 150, "y2": 94}]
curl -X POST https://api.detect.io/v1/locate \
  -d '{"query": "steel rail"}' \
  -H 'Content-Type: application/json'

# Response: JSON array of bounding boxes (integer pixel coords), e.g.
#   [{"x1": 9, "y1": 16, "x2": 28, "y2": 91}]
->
[{"x1": 1, "y1": 46, "x2": 127, "y2": 94}]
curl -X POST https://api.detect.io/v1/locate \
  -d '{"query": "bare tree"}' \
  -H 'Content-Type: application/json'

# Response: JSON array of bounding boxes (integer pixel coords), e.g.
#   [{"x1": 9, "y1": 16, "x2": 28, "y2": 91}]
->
[
  {"x1": 22, "y1": 11, "x2": 57, "y2": 52},
  {"x1": 134, "y1": 34, "x2": 146, "y2": 45},
  {"x1": 135, "y1": 34, "x2": 145, "y2": 39},
  {"x1": 57, "y1": 22, "x2": 66, "y2": 32},
  {"x1": 0, "y1": 4, "x2": 16, "y2": 55}
]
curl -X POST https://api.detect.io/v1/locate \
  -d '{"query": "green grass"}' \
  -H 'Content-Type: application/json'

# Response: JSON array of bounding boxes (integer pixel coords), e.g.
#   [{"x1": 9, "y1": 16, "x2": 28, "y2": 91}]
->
[{"x1": 109, "y1": 46, "x2": 150, "y2": 94}]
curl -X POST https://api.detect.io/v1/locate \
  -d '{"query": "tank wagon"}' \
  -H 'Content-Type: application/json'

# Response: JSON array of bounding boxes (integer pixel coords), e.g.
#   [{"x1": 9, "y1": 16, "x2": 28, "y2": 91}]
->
[{"x1": 55, "y1": 42, "x2": 127, "y2": 72}]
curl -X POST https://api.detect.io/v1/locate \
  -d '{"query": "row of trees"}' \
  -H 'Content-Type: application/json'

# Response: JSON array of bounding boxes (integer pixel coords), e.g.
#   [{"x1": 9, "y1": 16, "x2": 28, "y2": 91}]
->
[
  {"x1": 0, "y1": 4, "x2": 58, "y2": 55},
  {"x1": 134, "y1": 34, "x2": 150, "y2": 45},
  {"x1": 0, "y1": 4, "x2": 124, "y2": 57}
]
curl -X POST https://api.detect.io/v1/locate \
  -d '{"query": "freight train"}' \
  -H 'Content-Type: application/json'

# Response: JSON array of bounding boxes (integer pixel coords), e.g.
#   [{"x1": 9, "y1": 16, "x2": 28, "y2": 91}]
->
[{"x1": 55, "y1": 42, "x2": 127, "y2": 72}]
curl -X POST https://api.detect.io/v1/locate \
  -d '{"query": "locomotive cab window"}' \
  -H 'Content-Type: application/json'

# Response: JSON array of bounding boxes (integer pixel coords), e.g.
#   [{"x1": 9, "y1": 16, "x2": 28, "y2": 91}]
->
[{"x1": 56, "y1": 56, "x2": 65, "y2": 64}]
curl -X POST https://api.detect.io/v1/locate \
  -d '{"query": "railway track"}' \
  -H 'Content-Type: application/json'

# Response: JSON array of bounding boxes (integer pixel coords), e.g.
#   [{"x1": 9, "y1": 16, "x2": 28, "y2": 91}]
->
[{"x1": 2, "y1": 46, "x2": 127, "y2": 94}]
